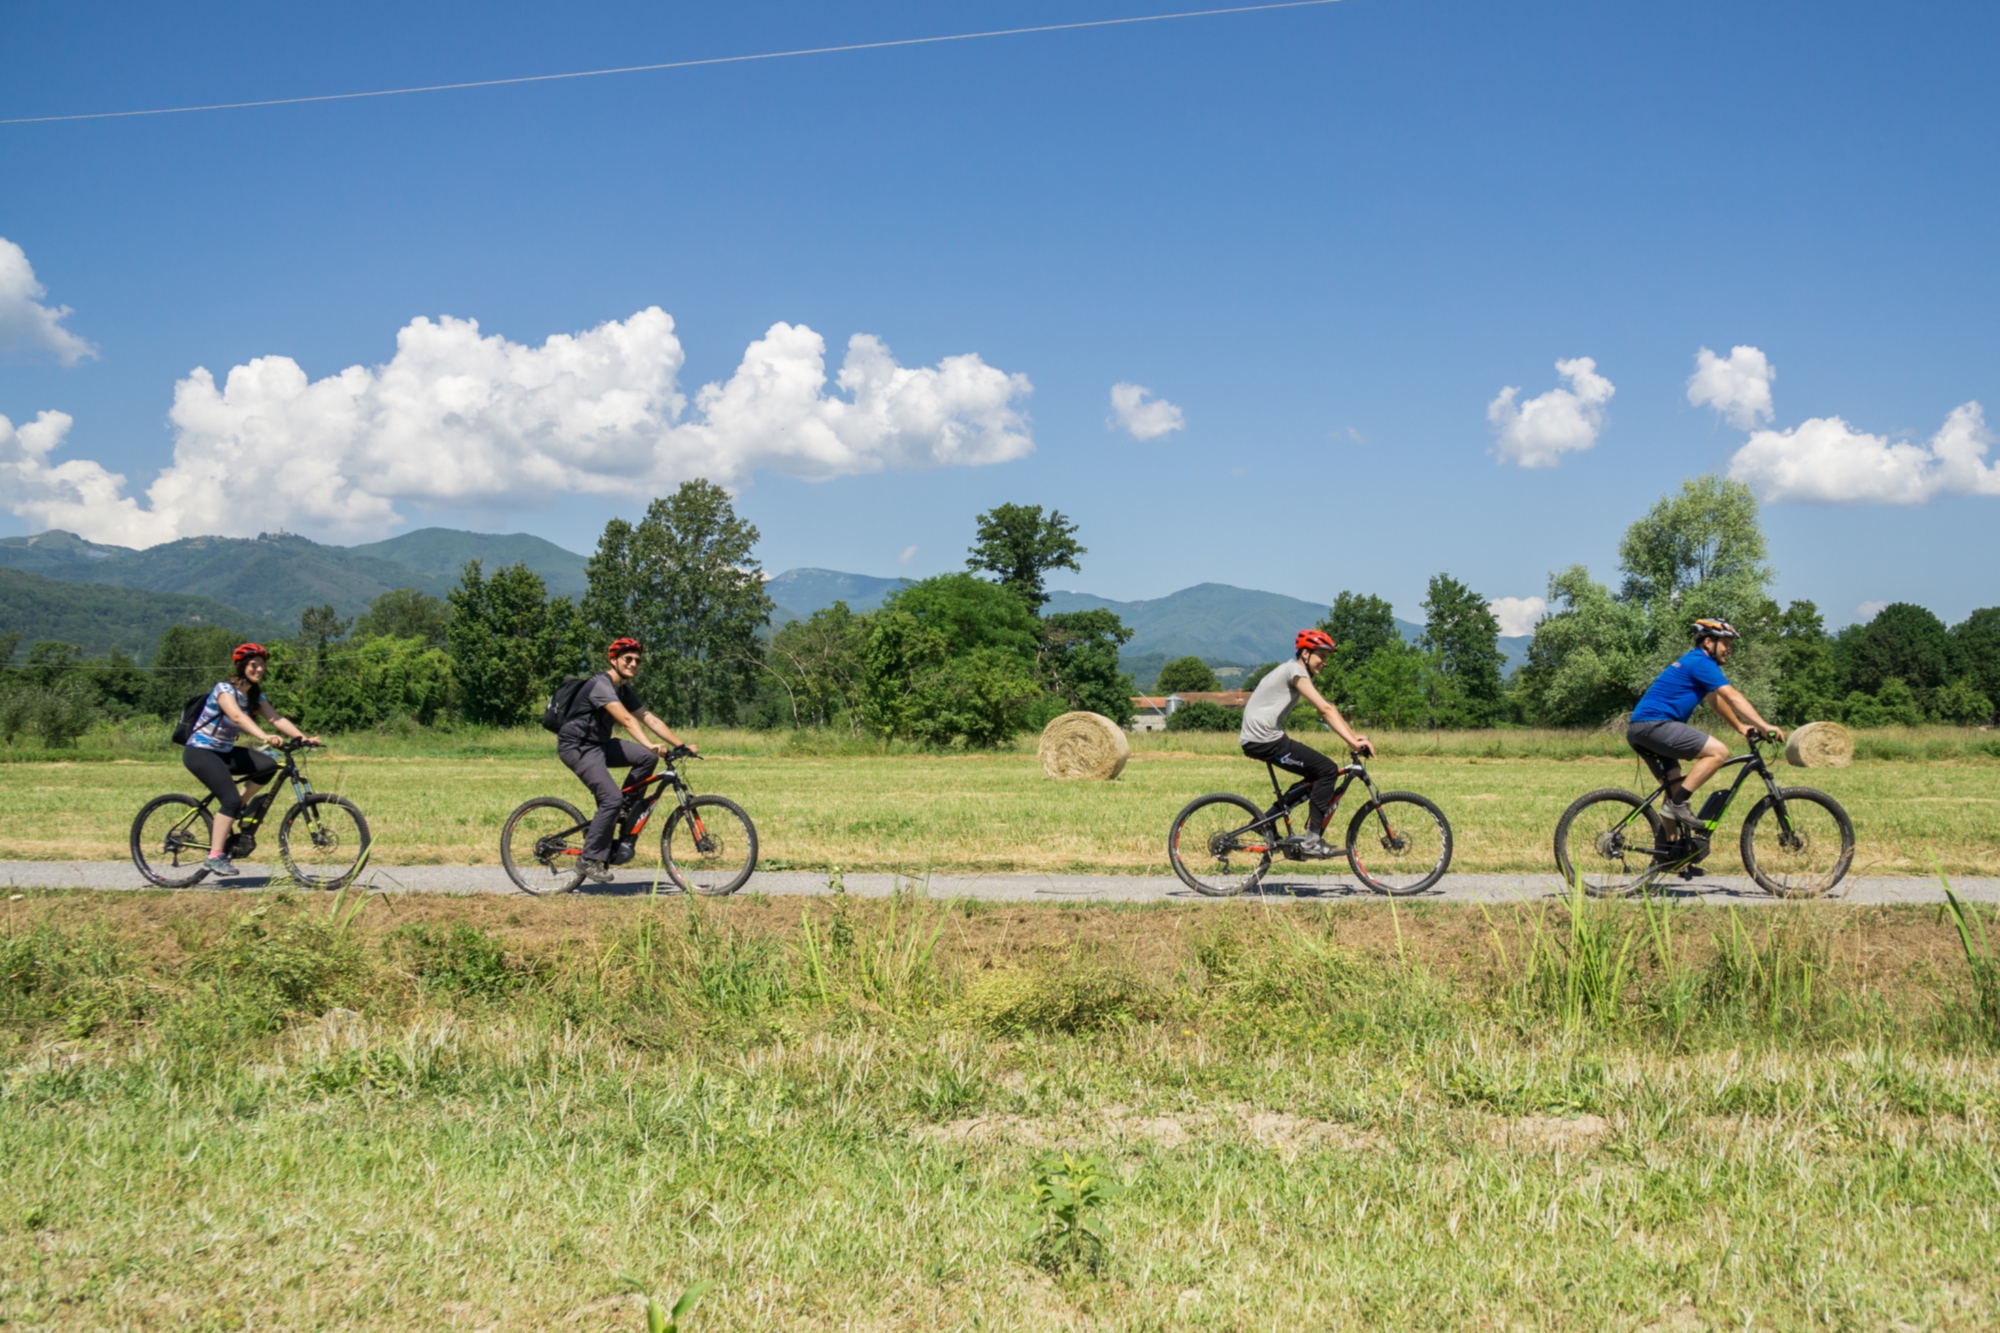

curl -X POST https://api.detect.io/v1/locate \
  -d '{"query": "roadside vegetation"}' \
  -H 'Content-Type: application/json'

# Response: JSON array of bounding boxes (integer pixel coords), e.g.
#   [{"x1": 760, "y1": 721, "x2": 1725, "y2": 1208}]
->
[{"x1": 4, "y1": 889, "x2": 1999, "y2": 1328}]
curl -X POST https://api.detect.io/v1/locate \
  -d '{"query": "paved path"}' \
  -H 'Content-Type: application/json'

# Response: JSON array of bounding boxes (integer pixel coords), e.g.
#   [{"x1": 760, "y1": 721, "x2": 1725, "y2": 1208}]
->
[{"x1": 3, "y1": 861, "x2": 1992, "y2": 905}]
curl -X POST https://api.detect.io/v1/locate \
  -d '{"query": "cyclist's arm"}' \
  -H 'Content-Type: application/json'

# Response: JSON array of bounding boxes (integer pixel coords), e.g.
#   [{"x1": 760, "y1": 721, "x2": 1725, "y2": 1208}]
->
[
  {"x1": 638, "y1": 710, "x2": 695, "y2": 755},
  {"x1": 1708, "y1": 685, "x2": 1782, "y2": 742},
  {"x1": 250, "y1": 698, "x2": 317, "y2": 745},
  {"x1": 603, "y1": 700, "x2": 677, "y2": 756},
  {"x1": 1294, "y1": 674, "x2": 1374, "y2": 756},
  {"x1": 216, "y1": 689, "x2": 282, "y2": 747}
]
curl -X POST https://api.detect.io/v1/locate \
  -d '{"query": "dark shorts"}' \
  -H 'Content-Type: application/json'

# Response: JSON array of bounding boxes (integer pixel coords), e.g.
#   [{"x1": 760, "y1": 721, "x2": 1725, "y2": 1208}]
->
[{"x1": 1626, "y1": 718, "x2": 1711, "y2": 762}]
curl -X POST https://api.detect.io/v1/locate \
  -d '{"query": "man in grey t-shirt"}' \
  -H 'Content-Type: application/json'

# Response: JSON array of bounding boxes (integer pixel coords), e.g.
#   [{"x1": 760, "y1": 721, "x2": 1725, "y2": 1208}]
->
[
  {"x1": 1236, "y1": 629, "x2": 1374, "y2": 859},
  {"x1": 557, "y1": 637, "x2": 698, "y2": 881}
]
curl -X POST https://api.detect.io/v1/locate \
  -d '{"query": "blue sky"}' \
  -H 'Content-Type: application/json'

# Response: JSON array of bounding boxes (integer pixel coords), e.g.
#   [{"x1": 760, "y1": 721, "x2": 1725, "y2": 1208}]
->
[{"x1": 1, "y1": 0, "x2": 1995, "y2": 631}]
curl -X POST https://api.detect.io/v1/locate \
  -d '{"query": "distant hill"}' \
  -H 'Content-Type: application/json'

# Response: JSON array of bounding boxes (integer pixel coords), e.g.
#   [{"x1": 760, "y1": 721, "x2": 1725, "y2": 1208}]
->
[
  {"x1": 0, "y1": 568, "x2": 289, "y2": 658},
  {"x1": 766, "y1": 568, "x2": 912, "y2": 619},
  {"x1": 347, "y1": 528, "x2": 590, "y2": 597},
  {"x1": 1043, "y1": 583, "x2": 1427, "y2": 666}
]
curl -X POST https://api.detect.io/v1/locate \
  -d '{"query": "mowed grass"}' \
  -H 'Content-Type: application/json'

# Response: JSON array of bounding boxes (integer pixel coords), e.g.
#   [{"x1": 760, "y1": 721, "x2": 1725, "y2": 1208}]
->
[
  {"x1": 3, "y1": 890, "x2": 2000, "y2": 1330},
  {"x1": 2, "y1": 726, "x2": 1995, "y2": 876}
]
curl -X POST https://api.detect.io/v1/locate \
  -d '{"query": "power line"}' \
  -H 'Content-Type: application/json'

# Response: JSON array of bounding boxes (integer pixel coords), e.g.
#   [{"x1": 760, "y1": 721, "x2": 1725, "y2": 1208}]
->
[{"x1": 0, "y1": 0, "x2": 1349, "y2": 127}]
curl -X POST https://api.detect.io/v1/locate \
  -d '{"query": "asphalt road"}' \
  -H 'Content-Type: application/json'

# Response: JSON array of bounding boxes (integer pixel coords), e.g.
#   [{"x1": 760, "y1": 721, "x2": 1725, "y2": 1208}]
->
[{"x1": 3, "y1": 860, "x2": 1992, "y2": 905}]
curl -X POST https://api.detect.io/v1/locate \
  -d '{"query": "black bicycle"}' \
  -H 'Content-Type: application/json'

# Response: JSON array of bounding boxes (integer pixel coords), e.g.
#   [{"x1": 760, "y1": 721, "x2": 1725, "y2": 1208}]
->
[
  {"x1": 1553, "y1": 731, "x2": 1854, "y2": 899},
  {"x1": 499, "y1": 746, "x2": 757, "y2": 896},
  {"x1": 1167, "y1": 752, "x2": 1453, "y2": 897},
  {"x1": 131, "y1": 739, "x2": 371, "y2": 889}
]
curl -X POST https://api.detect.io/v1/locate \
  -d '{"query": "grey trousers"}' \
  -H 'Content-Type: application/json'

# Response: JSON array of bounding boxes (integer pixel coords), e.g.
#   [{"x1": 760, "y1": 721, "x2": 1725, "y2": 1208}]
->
[{"x1": 557, "y1": 739, "x2": 658, "y2": 861}]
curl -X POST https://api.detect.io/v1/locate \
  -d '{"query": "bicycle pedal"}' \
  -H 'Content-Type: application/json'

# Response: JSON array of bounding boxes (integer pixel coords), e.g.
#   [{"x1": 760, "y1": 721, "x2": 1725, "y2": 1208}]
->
[{"x1": 1676, "y1": 865, "x2": 1707, "y2": 881}]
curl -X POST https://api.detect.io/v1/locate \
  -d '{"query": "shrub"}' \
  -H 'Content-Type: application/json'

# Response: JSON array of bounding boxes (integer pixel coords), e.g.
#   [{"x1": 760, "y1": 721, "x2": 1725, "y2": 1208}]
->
[{"x1": 1165, "y1": 700, "x2": 1238, "y2": 732}]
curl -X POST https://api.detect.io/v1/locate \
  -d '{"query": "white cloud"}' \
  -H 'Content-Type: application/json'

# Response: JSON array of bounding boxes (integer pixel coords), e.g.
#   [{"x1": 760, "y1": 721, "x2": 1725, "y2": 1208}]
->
[
  {"x1": 1727, "y1": 402, "x2": 1999, "y2": 504},
  {"x1": 0, "y1": 237, "x2": 96, "y2": 365},
  {"x1": 1486, "y1": 357, "x2": 1614, "y2": 468},
  {"x1": 0, "y1": 309, "x2": 1033, "y2": 547},
  {"x1": 897, "y1": 544, "x2": 918, "y2": 565},
  {"x1": 1108, "y1": 382, "x2": 1185, "y2": 440},
  {"x1": 1856, "y1": 600, "x2": 1889, "y2": 621},
  {"x1": 1488, "y1": 595, "x2": 1547, "y2": 638},
  {"x1": 1687, "y1": 344, "x2": 1775, "y2": 430}
]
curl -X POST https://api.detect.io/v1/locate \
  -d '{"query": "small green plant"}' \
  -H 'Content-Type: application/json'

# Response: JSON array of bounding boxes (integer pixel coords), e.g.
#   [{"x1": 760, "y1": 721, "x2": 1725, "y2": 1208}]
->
[
  {"x1": 1023, "y1": 1151, "x2": 1123, "y2": 1275},
  {"x1": 643, "y1": 1280, "x2": 711, "y2": 1332},
  {"x1": 1941, "y1": 875, "x2": 2000, "y2": 1034},
  {"x1": 1509, "y1": 878, "x2": 1638, "y2": 1029}
]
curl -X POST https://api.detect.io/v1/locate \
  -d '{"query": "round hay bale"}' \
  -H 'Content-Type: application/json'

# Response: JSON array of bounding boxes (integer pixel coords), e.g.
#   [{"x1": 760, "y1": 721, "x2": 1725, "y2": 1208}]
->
[
  {"x1": 1038, "y1": 711, "x2": 1130, "y2": 781},
  {"x1": 1785, "y1": 720, "x2": 1854, "y2": 768}
]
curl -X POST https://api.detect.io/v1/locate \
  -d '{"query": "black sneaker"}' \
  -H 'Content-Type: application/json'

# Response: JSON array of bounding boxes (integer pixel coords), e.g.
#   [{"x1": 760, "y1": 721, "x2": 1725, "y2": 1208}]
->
[
  {"x1": 579, "y1": 859, "x2": 613, "y2": 883},
  {"x1": 1294, "y1": 832, "x2": 1338, "y2": 860}
]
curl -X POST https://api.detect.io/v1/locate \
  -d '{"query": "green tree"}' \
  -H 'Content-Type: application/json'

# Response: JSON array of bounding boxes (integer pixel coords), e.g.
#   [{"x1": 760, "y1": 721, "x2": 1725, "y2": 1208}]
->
[
  {"x1": 353, "y1": 588, "x2": 451, "y2": 649},
  {"x1": 1165, "y1": 700, "x2": 1239, "y2": 732},
  {"x1": 1617, "y1": 475, "x2": 1771, "y2": 606},
  {"x1": 1316, "y1": 592, "x2": 1400, "y2": 701},
  {"x1": 763, "y1": 602, "x2": 872, "y2": 730},
  {"x1": 1419, "y1": 573, "x2": 1505, "y2": 725},
  {"x1": 1952, "y1": 607, "x2": 2000, "y2": 709},
  {"x1": 965, "y1": 503, "x2": 1084, "y2": 613},
  {"x1": 146, "y1": 624, "x2": 243, "y2": 716},
  {"x1": 1517, "y1": 566, "x2": 1655, "y2": 726},
  {"x1": 863, "y1": 575, "x2": 1041, "y2": 745},
  {"x1": 582, "y1": 480, "x2": 774, "y2": 726},
  {"x1": 1844, "y1": 602, "x2": 1957, "y2": 697},
  {"x1": 1773, "y1": 600, "x2": 1841, "y2": 724},
  {"x1": 1932, "y1": 675, "x2": 1995, "y2": 726},
  {"x1": 1039, "y1": 609, "x2": 1137, "y2": 725},
  {"x1": 449, "y1": 561, "x2": 587, "y2": 727},
  {"x1": 270, "y1": 635, "x2": 453, "y2": 733},
  {"x1": 1154, "y1": 656, "x2": 1219, "y2": 694}
]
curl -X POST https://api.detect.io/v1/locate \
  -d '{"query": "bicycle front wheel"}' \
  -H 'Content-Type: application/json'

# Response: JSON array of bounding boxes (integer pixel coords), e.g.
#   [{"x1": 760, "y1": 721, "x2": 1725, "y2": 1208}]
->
[
  {"x1": 279, "y1": 795, "x2": 372, "y2": 889},
  {"x1": 1554, "y1": 789, "x2": 1667, "y2": 898},
  {"x1": 660, "y1": 795, "x2": 758, "y2": 895},
  {"x1": 131, "y1": 794, "x2": 214, "y2": 887},
  {"x1": 1344, "y1": 792, "x2": 1452, "y2": 895},
  {"x1": 1167, "y1": 793, "x2": 1272, "y2": 897},
  {"x1": 1740, "y1": 787, "x2": 1854, "y2": 899},
  {"x1": 500, "y1": 796, "x2": 589, "y2": 896}
]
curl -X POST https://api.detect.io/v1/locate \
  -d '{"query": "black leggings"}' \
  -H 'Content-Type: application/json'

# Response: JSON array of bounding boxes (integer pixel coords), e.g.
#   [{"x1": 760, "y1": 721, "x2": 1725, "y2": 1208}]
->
[
  {"x1": 1241, "y1": 736, "x2": 1344, "y2": 833},
  {"x1": 182, "y1": 745, "x2": 278, "y2": 820},
  {"x1": 559, "y1": 739, "x2": 659, "y2": 861}
]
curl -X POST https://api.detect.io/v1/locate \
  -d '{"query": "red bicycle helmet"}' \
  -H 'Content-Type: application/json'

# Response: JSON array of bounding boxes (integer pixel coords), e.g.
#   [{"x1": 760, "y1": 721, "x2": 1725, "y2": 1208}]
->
[
  {"x1": 606, "y1": 636, "x2": 644, "y2": 660},
  {"x1": 232, "y1": 642, "x2": 269, "y2": 667},
  {"x1": 1295, "y1": 628, "x2": 1335, "y2": 653}
]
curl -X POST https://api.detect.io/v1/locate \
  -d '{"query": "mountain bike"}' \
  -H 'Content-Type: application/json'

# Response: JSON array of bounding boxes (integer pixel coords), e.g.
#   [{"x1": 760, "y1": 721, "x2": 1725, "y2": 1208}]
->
[
  {"x1": 1553, "y1": 731, "x2": 1854, "y2": 899},
  {"x1": 131, "y1": 739, "x2": 371, "y2": 889},
  {"x1": 499, "y1": 745, "x2": 757, "y2": 896},
  {"x1": 1167, "y1": 752, "x2": 1453, "y2": 897}
]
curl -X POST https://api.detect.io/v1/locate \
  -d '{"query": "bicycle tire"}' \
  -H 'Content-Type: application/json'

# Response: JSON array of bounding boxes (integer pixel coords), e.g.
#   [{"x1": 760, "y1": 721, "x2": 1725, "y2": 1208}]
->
[
  {"x1": 1740, "y1": 787, "x2": 1855, "y2": 899},
  {"x1": 1553, "y1": 789, "x2": 1669, "y2": 898},
  {"x1": 1167, "y1": 793, "x2": 1272, "y2": 897},
  {"x1": 130, "y1": 793, "x2": 214, "y2": 888},
  {"x1": 500, "y1": 796, "x2": 590, "y2": 895},
  {"x1": 278, "y1": 794, "x2": 372, "y2": 889},
  {"x1": 1344, "y1": 791, "x2": 1452, "y2": 896},
  {"x1": 660, "y1": 795, "x2": 758, "y2": 896}
]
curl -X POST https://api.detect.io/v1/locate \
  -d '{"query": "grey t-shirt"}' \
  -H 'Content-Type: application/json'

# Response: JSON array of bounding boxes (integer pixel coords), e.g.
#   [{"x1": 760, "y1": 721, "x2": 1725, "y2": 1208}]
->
[
  {"x1": 1238, "y1": 660, "x2": 1309, "y2": 745},
  {"x1": 557, "y1": 671, "x2": 646, "y2": 749}
]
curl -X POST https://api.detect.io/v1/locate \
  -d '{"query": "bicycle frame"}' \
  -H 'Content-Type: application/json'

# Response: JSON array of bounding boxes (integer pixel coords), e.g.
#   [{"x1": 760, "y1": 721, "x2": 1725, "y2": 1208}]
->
[
  {"x1": 535, "y1": 759, "x2": 704, "y2": 858},
  {"x1": 1621, "y1": 737, "x2": 1791, "y2": 855},
  {"x1": 1232, "y1": 754, "x2": 1387, "y2": 854},
  {"x1": 174, "y1": 744, "x2": 318, "y2": 841}
]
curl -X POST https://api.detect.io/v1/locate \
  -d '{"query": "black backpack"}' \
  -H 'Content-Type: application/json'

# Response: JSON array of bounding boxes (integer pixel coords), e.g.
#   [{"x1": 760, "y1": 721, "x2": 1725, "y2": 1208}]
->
[
  {"x1": 540, "y1": 676, "x2": 595, "y2": 734},
  {"x1": 170, "y1": 692, "x2": 209, "y2": 745}
]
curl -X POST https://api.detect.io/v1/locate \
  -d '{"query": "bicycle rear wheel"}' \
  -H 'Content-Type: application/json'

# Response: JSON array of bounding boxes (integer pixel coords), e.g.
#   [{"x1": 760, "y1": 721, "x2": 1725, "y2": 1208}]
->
[
  {"x1": 500, "y1": 796, "x2": 589, "y2": 895},
  {"x1": 1167, "y1": 793, "x2": 1272, "y2": 897},
  {"x1": 1553, "y1": 789, "x2": 1668, "y2": 898},
  {"x1": 131, "y1": 794, "x2": 214, "y2": 887},
  {"x1": 1740, "y1": 787, "x2": 1854, "y2": 898},
  {"x1": 279, "y1": 795, "x2": 372, "y2": 889},
  {"x1": 660, "y1": 795, "x2": 758, "y2": 895},
  {"x1": 1344, "y1": 792, "x2": 1452, "y2": 895}
]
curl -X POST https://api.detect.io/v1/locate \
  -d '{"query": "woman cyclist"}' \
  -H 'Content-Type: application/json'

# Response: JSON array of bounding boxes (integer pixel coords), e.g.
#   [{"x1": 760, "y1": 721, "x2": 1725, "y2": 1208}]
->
[
  {"x1": 183, "y1": 643, "x2": 317, "y2": 878},
  {"x1": 1238, "y1": 629, "x2": 1375, "y2": 858}
]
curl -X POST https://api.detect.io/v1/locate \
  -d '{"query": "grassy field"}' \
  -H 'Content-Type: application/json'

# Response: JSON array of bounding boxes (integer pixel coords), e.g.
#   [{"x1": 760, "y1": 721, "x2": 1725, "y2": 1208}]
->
[
  {"x1": 4, "y1": 888, "x2": 2000, "y2": 1329},
  {"x1": 2, "y1": 726, "x2": 1995, "y2": 876}
]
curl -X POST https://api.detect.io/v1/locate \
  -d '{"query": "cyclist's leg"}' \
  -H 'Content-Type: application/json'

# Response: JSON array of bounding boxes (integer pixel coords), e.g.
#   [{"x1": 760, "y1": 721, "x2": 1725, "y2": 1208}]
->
[
  {"x1": 559, "y1": 743, "x2": 625, "y2": 863},
  {"x1": 609, "y1": 741, "x2": 658, "y2": 839},
  {"x1": 183, "y1": 745, "x2": 245, "y2": 857},
  {"x1": 1242, "y1": 737, "x2": 1342, "y2": 833},
  {"x1": 228, "y1": 748, "x2": 278, "y2": 814},
  {"x1": 1626, "y1": 720, "x2": 1721, "y2": 824}
]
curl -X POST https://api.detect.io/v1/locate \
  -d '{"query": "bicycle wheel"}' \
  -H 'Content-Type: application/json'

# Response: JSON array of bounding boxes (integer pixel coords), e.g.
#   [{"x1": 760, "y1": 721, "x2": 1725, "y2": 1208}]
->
[
  {"x1": 1740, "y1": 787, "x2": 1854, "y2": 899},
  {"x1": 1554, "y1": 789, "x2": 1668, "y2": 898},
  {"x1": 1167, "y1": 793, "x2": 1273, "y2": 897},
  {"x1": 500, "y1": 796, "x2": 589, "y2": 896},
  {"x1": 1344, "y1": 792, "x2": 1452, "y2": 895},
  {"x1": 131, "y1": 794, "x2": 214, "y2": 887},
  {"x1": 660, "y1": 795, "x2": 758, "y2": 896},
  {"x1": 278, "y1": 795, "x2": 372, "y2": 889}
]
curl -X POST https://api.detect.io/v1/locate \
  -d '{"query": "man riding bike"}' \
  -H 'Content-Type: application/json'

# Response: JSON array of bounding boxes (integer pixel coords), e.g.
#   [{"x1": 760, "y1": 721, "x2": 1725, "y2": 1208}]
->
[
  {"x1": 1627, "y1": 617, "x2": 1784, "y2": 828},
  {"x1": 1237, "y1": 629, "x2": 1375, "y2": 859},
  {"x1": 183, "y1": 642, "x2": 319, "y2": 878},
  {"x1": 556, "y1": 637, "x2": 697, "y2": 882}
]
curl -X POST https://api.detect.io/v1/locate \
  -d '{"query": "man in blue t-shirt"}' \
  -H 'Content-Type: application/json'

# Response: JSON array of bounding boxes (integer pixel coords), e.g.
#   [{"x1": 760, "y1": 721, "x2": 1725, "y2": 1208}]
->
[{"x1": 1627, "y1": 618, "x2": 1784, "y2": 827}]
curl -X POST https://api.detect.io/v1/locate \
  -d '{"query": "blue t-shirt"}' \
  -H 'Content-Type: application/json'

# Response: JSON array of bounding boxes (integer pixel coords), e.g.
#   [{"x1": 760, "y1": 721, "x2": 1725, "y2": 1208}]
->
[{"x1": 1630, "y1": 649, "x2": 1730, "y2": 724}]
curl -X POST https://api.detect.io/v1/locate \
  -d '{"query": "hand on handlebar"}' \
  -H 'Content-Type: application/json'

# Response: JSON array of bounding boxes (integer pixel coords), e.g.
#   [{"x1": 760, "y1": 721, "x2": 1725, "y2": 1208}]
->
[{"x1": 1350, "y1": 735, "x2": 1376, "y2": 759}]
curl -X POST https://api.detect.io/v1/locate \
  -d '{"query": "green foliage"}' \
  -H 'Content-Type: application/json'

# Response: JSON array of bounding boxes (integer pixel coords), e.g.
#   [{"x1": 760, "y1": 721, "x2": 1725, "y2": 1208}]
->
[
  {"x1": 1841, "y1": 678, "x2": 1926, "y2": 728},
  {"x1": 1845, "y1": 602, "x2": 1958, "y2": 696},
  {"x1": 799, "y1": 889, "x2": 954, "y2": 1015},
  {"x1": 392, "y1": 923, "x2": 530, "y2": 1001},
  {"x1": 352, "y1": 588, "x2": 451, "y2": 649},
  {"x1": 1346, "y1": 638, "x2": 1466, "y2": 730},
  {"x1": 1164, "y1": 699, "x2": 1238, "y2": 732},
  {"x1": 1023, "y1": 1152, "x2": 1122, "y2": 1275},
  {"x1": 1931, "y1": 675, "x2": 1995, "y2": 726},
  {"x1": 270, "y1": 634, "x2": 453, "y2": 733},
  {"x1": 1518, "y1": 566, "x2": 1657, "y2": 726},
  {"x1": 1154, "y1": 654, "x2": 1219, "y2": 694},
  {"x1": 762, "y1": 601, "x2": 871, "y2": 729},
  {"x1": 148, "y1": 624, "x2": 244, "y2": 716},
  {"x1": 1241, "y1": 660, "x2": 1282, "y2": 692},
  {"x1": 863, "y1": 575, "x2": 1041, "y2": 746},
  {"x1": 1037, "y1": 609, "x2": 1136, "y2": 725},
  {"x1": 1317, "y1": 591, "x2": 1399, "y2": 699},
  {"x1": 964, "y1": 502, "x2": 1084, "y2": 613},
  {"x1": 644, "y1": 1282, "x2": 711, "y2": 1333},
  {"x1": 1952, "y1": 607, "x2": 2000, "y2": 708},
  {"x1": 582, "y1": 481, "x2": 774, "y2": 726},
  {"x1": 1941, "y1": 879, "x2": 2000, "y2": 1036},
  {"x1": 1419, "y1": 573, "x2": 1505, "y2": 725},
  {"x1": 448, "y1": 561, "x2": 587, "y2": 727},
  {"x1": 1617, "y1": 474, "x2": 1771, "y2": 606},
  {"x1": 1773, "y1": 600, "x2": 1841, "y2": 724},
  {"x1": 184, "y1": 899, "x2": 372, "y2": 1037}
]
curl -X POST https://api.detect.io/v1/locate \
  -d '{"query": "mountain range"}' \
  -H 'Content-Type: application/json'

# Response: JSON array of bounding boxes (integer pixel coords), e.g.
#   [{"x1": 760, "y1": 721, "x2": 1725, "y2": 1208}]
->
[{"x1": 0, "y1": 530, "x2": 1528, "y2": 675}]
